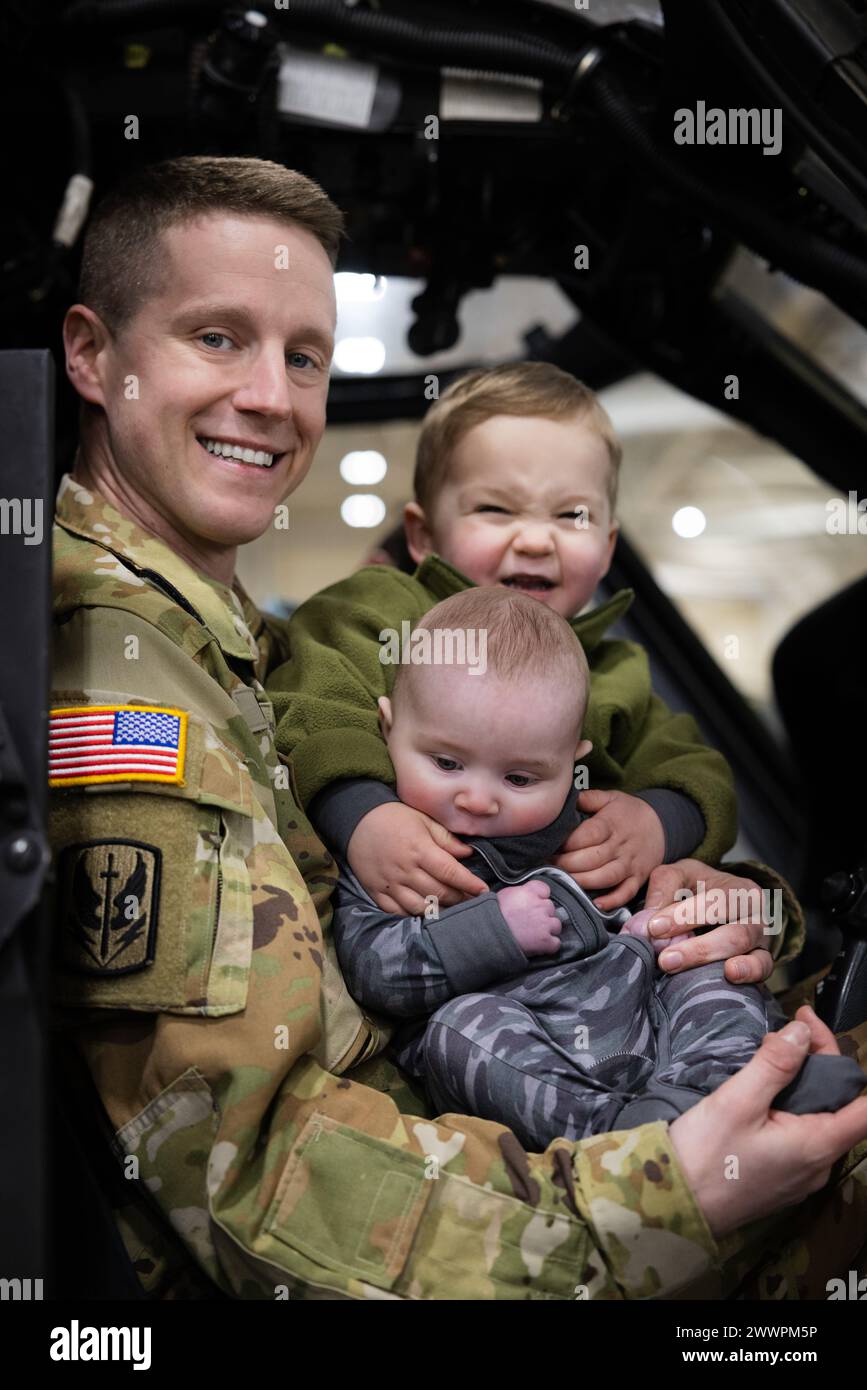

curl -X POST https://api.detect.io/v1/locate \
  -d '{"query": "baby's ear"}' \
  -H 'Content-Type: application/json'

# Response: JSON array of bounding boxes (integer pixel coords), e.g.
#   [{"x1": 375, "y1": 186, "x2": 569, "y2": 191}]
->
[
  {"x1": 574, "y1": 737, "x2": 593, "y2": 762},
  {"x1": 377, "y1": 695, "x2": 393, "y2": 738}
]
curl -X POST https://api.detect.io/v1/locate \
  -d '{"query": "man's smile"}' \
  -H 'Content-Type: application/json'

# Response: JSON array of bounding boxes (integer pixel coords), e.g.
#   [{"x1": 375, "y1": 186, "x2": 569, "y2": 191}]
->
[{"x1": 195, "y1": 433, "x2": 292, "y2": 470}]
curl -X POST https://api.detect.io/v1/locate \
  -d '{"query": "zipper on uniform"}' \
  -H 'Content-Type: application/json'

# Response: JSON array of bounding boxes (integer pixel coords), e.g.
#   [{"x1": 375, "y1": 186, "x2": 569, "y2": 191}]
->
[{"x1": 214, "y1": 821, "x2": 224, "y2": 925}]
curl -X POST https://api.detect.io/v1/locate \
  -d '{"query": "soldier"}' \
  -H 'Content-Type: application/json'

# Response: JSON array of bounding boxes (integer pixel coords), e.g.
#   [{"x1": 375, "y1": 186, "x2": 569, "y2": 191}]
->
[{"x1": 50, "y1": 154, "x2": 867, "y2": 1300}]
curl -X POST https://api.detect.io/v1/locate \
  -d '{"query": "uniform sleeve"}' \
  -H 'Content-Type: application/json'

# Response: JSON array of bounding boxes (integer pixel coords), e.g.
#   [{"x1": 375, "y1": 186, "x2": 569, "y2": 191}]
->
[
  {"x1": 55, "y1": 608, "x2": 722, "y2": 1301},
  {"x1": 268, "y1": 569, "x2": 431, "y2": 809},
  {"x1": 333, "y1": 875, "x2": 527, "y2": 1017}
]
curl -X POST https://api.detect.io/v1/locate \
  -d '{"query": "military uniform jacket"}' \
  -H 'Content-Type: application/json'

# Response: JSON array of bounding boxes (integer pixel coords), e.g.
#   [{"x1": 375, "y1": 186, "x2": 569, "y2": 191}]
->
[{"x1": 49, "y1": 474, "x2": 804, "y2": 1301}]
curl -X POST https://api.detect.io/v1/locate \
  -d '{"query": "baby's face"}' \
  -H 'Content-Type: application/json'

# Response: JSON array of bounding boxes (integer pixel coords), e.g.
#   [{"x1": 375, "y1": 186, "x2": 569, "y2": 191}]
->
[
  {"x1": 379, "y1": 666, "x2": 589, "y2": 839},
  {"x1": 408, "y1": 412, "x2": 619, "y2": 619}
]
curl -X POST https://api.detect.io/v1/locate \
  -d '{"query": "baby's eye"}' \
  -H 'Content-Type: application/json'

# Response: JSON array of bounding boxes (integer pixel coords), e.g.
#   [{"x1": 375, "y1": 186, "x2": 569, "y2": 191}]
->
[
  {"x1": 474, "y1": 505, "x2": 510, "y2": 514},
  {"x1": 506, "y1": 773, "x2": 536, "y2": 787},
  {"x1": 433, "y1": 755, "x2": 461, "y2": 771}
]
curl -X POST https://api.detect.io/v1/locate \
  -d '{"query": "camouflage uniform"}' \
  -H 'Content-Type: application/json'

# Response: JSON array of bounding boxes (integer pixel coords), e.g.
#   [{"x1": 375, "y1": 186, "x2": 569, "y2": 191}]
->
[{"x1": 50, "y1": 475, "x2": 867, "y2": 1300}]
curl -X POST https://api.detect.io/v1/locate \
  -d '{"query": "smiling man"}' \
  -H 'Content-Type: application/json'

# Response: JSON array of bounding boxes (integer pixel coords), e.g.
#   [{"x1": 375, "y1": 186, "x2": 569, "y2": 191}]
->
[{"x1": 48, "y1": 156, "x2": 867, "y2": 1304}]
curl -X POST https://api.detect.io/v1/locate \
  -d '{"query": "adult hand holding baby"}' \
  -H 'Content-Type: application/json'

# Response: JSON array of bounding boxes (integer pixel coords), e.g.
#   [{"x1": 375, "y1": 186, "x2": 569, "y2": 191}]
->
[
  {"x1": 643, "y1": 859, "x2": 775, "y2": 984},
  {"x1": 347, "y1": 801, "x2": 489, "y2": 915},
  {"x1": 669, "y1": 1005, "x2": 867, "y2": 1238},
  {"x1": 551, "y1": 788, "x2": 666, "y2": 910}
]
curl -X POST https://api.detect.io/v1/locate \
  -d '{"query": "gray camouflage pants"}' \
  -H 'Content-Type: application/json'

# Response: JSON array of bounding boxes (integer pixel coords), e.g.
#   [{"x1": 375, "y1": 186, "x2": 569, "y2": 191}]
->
[{"x1": 408, "y1": 945, "x2": 862, "y2": 1152}]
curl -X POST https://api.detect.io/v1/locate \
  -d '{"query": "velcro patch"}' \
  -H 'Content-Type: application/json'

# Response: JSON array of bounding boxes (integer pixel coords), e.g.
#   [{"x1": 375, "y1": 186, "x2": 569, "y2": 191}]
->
[
  {"x1": 49, "y1": 704, "x2": 187, "y2": 787},
  {"x1": 57, "y1": 839, "x2": 161, "y2": 976}
]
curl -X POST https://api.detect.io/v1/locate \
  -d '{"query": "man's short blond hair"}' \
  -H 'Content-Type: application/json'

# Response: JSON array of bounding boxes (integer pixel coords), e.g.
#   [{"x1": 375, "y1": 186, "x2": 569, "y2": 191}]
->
[
  {"x1": 414, "y1": 361, "x2": 622, "y2": 517},
  {"x1": 392, "y1": 585, "x2": 590, "y2": 730},
  {"x1": 77, "y1": 155, "x2": 345, "y2": 337}
]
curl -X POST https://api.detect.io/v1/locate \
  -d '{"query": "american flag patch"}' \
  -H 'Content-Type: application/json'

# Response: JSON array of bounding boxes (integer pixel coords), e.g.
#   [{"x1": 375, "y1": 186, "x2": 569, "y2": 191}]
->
[{"x1": 49, "y1": 705, "x2": 188, "y2": 787}]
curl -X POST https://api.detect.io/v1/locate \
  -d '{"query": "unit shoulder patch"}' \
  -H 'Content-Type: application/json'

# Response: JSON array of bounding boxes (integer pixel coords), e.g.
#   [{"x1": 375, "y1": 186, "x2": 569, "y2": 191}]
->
[
  {"x1": 49, "y1": 705, "x2": 188, "y2": 787},
  {"x1": 57, "y1": 839, "x2": 161, "y2": 976}
]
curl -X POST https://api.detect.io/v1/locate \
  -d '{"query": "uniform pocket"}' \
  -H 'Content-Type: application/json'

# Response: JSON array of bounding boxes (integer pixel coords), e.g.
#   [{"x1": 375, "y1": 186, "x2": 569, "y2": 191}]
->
[{"x1": 264, "y1": 1112, "x2": 432, "y2": 1292}]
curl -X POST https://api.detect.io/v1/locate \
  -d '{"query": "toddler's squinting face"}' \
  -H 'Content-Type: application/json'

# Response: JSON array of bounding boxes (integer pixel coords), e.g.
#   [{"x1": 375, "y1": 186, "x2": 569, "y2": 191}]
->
[
  {"x1": 379, "y1": 665, "x2": 590, "y2": 839},
  {"x1": 407, "y1": 413, "x2": 619, "y2": 619}
]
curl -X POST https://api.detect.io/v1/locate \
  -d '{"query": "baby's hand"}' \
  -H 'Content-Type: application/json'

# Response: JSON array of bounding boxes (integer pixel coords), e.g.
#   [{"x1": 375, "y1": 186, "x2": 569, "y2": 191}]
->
[
  {"x1": 620, "y1": 906, "x2": 693, "y2": 956},
  {"x1": 498, "y1": 880, "x2": 563, "y2": 957},
  {"x1": 548, "y1": 788, "x2": 666, "y2": 910}
]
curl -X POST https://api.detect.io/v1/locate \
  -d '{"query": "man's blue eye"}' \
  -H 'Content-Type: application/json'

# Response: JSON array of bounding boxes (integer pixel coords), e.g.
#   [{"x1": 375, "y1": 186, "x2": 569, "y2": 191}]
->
[
  {"x1": 288, "y1": 352, "x2": 315, "y2": 369},
  {"x1": 201, "y1": 332, "x2": 233, "y2": 350}
]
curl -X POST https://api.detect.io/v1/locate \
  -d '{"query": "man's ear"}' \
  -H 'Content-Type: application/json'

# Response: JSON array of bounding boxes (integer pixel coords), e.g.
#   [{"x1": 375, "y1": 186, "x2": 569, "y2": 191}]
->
[
  {"x1": 377, "y1": 695, "x2": 393, "y2": 739},
  {"x1": 404, "y1": 501, "x2": 435, "y2": 566},
  {"x1": 63, "y1": 304, "x2": 113, "y2": 409},
  {"x1": 574, "y1": 737, "x2": 593, "y2": 762}
]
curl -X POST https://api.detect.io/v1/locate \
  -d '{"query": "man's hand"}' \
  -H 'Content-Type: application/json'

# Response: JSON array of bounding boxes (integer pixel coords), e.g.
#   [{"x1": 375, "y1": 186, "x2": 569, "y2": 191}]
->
[
  {"x1": 498, "y1": 880, "x2": 563, "y2": 957},
  {"x1": 346, "y1": 802, "x2": 489, "y2": 915},
  {"x1": 669, "y1": 1006, "x2": 867, "y2": 1238},
  {"x1": 549, "y1": 789, "x2": 666, "y2": 909},
  {"x1": 642, "y1": 859, "x2": 774, "y2": 984}
]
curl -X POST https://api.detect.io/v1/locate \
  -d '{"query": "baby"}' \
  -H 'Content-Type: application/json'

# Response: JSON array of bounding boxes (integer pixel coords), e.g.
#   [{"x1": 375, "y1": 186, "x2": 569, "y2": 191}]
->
[{"x1": 327, "y1": 586, "x2": 864, "y2": 1150}]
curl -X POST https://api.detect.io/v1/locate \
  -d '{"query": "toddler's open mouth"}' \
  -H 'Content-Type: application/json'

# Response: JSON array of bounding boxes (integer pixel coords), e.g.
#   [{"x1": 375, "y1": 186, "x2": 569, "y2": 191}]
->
[{"x1": 501, "y1": 574, "x2": 556, "y2": 592}]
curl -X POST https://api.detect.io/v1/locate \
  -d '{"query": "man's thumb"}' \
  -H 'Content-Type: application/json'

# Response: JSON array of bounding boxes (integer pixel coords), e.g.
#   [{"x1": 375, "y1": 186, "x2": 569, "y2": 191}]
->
[{"x1": 725, "y1": 1021, "x2": 811, "y2": 1115}]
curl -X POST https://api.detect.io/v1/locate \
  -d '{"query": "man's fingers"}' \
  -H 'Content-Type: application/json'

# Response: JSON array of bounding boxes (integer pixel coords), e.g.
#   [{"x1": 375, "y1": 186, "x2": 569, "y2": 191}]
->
[
  {"x1": 715, "y1": 1021, "x2": 813, "y2": 1121},
  {"x1": 657, "y1": 922, "x2": 760, "y2": 972},
  {"x1": 643, "y1": 863, "x2": 689, "y2": 914},
  {"x1": 795, "y1": 1004, "x2": 843, "y2": 1057},
  {"x1": 809, "y1": 1096, "x2": 867, "y2": 1161},
  {"x1": 722, "y1": 950, "x2": 774, "y2": 985}
]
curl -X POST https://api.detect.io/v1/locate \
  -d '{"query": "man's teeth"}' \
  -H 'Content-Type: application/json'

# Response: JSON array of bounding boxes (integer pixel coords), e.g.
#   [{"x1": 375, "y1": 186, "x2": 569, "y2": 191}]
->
[{"x1": 199, "y1": 437, "x2": 276, "y2": 467}]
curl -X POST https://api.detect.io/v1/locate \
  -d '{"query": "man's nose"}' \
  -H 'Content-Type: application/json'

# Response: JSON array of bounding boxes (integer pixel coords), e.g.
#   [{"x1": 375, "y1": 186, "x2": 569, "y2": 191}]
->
[{"x1": 231, "y1": 346, "x2": 294, "y2": 418}]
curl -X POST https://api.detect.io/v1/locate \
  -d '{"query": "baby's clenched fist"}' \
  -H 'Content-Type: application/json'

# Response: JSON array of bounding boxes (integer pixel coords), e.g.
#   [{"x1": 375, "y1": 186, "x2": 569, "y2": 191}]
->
[{"x1": 498, "y1": 879, "x2": 563, "y2": 956}]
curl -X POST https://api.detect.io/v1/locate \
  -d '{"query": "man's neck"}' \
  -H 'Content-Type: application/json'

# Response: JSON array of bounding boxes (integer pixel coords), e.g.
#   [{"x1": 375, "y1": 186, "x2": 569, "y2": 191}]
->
[{"x1": 72, "y1": 449, "x2": 237, "y2": 587}]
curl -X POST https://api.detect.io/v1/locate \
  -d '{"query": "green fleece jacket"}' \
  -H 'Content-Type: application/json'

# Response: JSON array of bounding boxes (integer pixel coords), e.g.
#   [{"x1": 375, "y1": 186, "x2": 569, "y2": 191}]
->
[{"x1": 268, "y1": 555, "x2": 738, "y2": 865}]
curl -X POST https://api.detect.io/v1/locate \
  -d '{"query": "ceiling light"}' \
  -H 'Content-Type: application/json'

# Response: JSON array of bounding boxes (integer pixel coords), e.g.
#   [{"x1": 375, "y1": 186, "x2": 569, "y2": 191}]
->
[
  {"x1": 341, "y1": 494, "x2": 387, "y2": 528},
  {"x1": 334, "y1": 337, "x2": 386, "y2": 374},
  {"x1": 339, "y1": 450, "x2": 388, "y2": 485},
  {"x1": 672, "y1": 506, "x2": 707, "y2": 538},
  {"x1": 334, "y1": 273, "x2": 388, "y2": 303}
]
